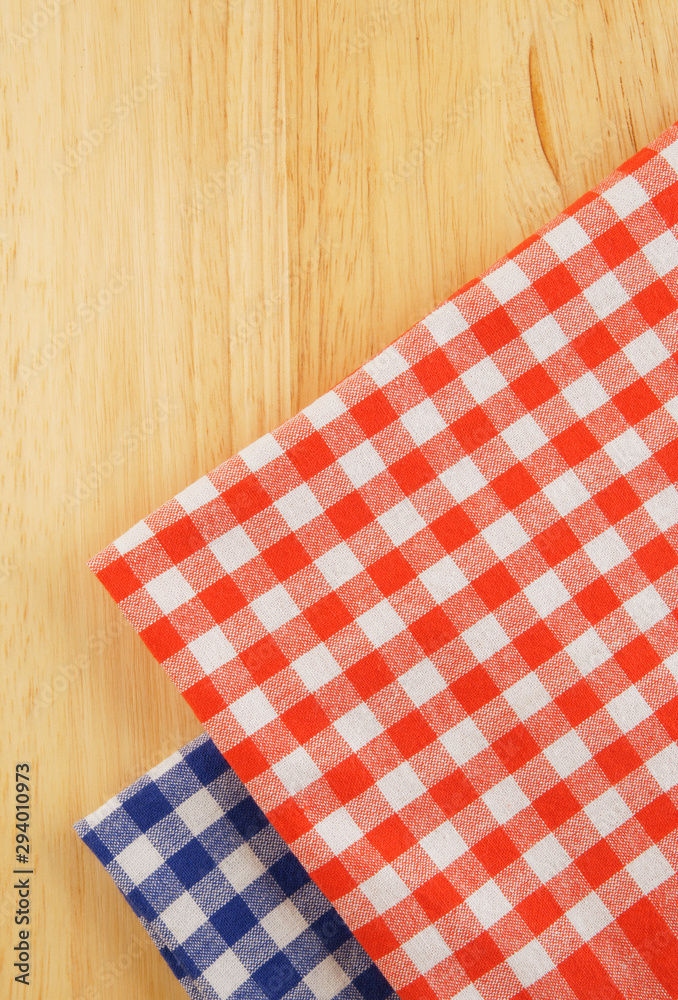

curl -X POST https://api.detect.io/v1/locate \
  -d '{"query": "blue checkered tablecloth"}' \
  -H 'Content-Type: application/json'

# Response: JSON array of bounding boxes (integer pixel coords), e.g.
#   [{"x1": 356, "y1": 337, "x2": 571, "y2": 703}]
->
[{"x1": 75, "y1": 733, "x2": 397, "y2": 1000}]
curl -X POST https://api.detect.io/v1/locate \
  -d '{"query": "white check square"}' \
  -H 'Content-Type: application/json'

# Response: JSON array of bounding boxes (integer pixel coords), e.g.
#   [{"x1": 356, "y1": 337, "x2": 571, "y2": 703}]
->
[
  {"x1": 507, "y1": 940, "x2": 555, "y2": 987},
  {"x1": 378, "y1": 762, "x2": 426, "y2": 810},
  {"x1": 462, "y1": 614, "x2": 510, "y2": 662},
  {"x1": 584, "y1": 788, "x2": 633, "y2": 837},
  {"x1": 338, "y1": 440, "x2": 386, "y2": 488},
  {"x1": 189, "y1": 626, "x2": 235, "y2": 675},
  {"x1": 440, "y1": 717, "x2": 489, "y2": 765},
  {"x1": 292, "y1": 644, "x2": 342, "y2": 692},
  {"x1": 260, "y1": 900, "x2": 308, "y2": 948},
  {"x1": 544, "y1": 730, "x2": 591, "y2": 777},
  {"x1": 378, "y1": 499, "x2": 426, "y2": 546},
  {"x1": 210, "y1": 525, "x2": 259, "y2": 573},
  {"x1": 315, "y1": 807, "x2": 363, "y2": 854},
  {"x1": 503, "y1": 673, "x2": 551, "y2": 721},
  {"x1": 482, "y1": 776, "x2": 530, "y2": 824},
  {"x1": 562, "y1": 371, "x2": 610, "y2": 417},
  {"x1": 660, "y1": 138, "x2": 678, "y2": 171},
  {"x1": 665, "y1": 651, "x2": 678, "y2": 682},
  {"x1": 605, "y1": 428, "x2": 651, "y2": 474},
  {"x1": 251, "y1": 584, "x2": 299, "y2": 631},
  {"x1": 606, "y1": 685, "x2": 652, "y2": 733},
  {"x1": 401, "y1": 399, "x2": 447, "y2": 445},
  {"x1": 584, "y1": 527, "x2": 631, "y2": 573},
  {"x1": 440, "y1": 456, "x2": 487, "y2": 502},
  {"x1": 175, "y1": 787, "x2": 223, "y2": 836},
  {"x1": 524, "y1": 570, "x2": 570, "y2": 617},
  {"x1": 230, "y1": 688, "x2": 277, "y2": 735},
  {"x1": 567, "y1": 893, "x2": 613, "y2": 941},
  {"x1": 364, "y1": 345, "x2": 409, "y2": 387},
  {"x1": 116, "y1": 837, "x2": 165, "y2": 882},
  {"x1": 398, "y1": 658, "x2": 447, "y2": 708},
  {"x1": 145, "y1": 567, "x2": 195, "y2": 615},
  {"x1": 566, "y1": 629, "x2": 610, "y2": 676},
  {"x1": 543, "y1": 218, "x2": 591, "y2": 260},
  {"x1": 273, "y1": 747, "x2": 322, "y2": 795},
  {"x1": 624, "y1": 586, "x2": 669, "y2": 631},
  {"x1": 304, "y1": 958, "x2": 351, "y2": 1000},
  {"x1": 483, "y1": 260, "x2": 530, "y2": 305},
  {"x1": 402, "y1": 926, "x2": 452, "y2": 974},
  {"x1": 357, "y1": 600, "x2": 405, "y2": 646},
  {"x1": 239, "y1": 432, "x2": 283, "y2": 471},
  {"x1": 461, "y1": 357, "x2": 508, "y2": 404},
  {"x1": 466, "y1": 879, "x2": 512, "y2": 928},
  {"x1": 334, "y1": 703, "x2": 384, "y2": 751},
  {"x1": 502, "y1": 414, "x2": 548, "y2": 459},
  {"x1": 645, "y1": 485, "x2": 678, "y2": 530},
  {"x1": 204, "y1": 951, "x2": 249, "y2": 993},
  {"x1": 115, "y1": 519, "x2": 153, "y2": 555},
  {"x1": 303, "y1": 390, "x2": 346, "y2": 429},
  {"x1": 361, "y1": 865, "x2": 410, "y2": 914},
  {"x1": 219, "y1": 845, "x2": 265, "y2": 891},
  {"x1": 624, "y1": 330, "x2": 670, "y2": 380},
  {"x1": 162, "y1": 892, "x2": 207, "y2": 943},
  {"x1": 175, "y1": 476, "x2": 219, "y2": 513},
  {"x1": 522, "y1": 315, "x2": 569, "y2": 361},
  {"x1": 602, "y1": 175, "x2": 649, "y2": 218},
  {"x1": 482, "y1": 513, "x2": 530, "y2": 559},
  {"x1": 543, "y1": 469, "x2": 590, "y2": 515},
  {"x1": 583, "y1": 272, "x2": 630, "y2": 319},
  {"x1": 524, "y1": 834, "x2": 571, "y2": 882},
  {"x1": 641, "y1": 234, "x2": 678, "y2": 280},
  {"x1": 423, "y1": 300, "x2": 469, "y2": 345},
  {"x1": 315, "y1": 542, "x2": 363, "y2": 588},
  {"x1": 626, "y1": 845, "x2": 674, "y2": 893},
  {"x1": 646, "y1": 745, "x2": 678, "y2": 791},
  {"x1": 420, "y1": 821, "x2": 467, "y2": 869},
  {"x1": 483, "y1": 259, "x2": 531, "y2": 303},
  {"x1": 275, "y1": 483, "x2": 324, "y2": 530},
  {"x1": 420, "y1": 555, "x2": 467, "y2": 602}
]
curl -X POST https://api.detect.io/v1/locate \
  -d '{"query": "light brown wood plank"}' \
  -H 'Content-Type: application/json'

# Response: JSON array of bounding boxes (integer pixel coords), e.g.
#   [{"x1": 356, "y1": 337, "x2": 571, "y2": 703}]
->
[{"x1": 2, "y1": 1, "x2": 677, "y2": 995}]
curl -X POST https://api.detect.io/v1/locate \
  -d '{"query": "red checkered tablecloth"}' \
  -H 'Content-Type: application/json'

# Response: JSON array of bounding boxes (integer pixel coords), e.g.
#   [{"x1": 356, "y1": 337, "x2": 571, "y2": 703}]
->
[{"x1": 90, "y1": 123, "x2": 678, "y2": 999}]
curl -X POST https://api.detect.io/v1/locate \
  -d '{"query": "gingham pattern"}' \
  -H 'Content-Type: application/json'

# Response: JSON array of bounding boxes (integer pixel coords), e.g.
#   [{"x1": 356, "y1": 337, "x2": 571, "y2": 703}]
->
[
  {"x1": 75, "y1": 733, "x2": 396, "y2": 1000},
  {"x1": 90, "y1": 124, "x2": 678, "y2": 999}
]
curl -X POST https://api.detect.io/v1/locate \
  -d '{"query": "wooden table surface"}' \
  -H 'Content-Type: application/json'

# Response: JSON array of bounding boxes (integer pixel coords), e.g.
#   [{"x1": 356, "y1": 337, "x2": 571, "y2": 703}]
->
[{"x1": 3, "y1": 1, "x2": 678, "y2": 996}]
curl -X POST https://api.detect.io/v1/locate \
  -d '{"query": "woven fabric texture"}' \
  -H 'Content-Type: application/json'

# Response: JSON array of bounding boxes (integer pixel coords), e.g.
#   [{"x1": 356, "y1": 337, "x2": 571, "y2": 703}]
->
[
  {"x1": 75, "y1": 732, "x2": 397, "y2": 1000},
  {"x1": 90, "y1": 124, "x2": 678, "y2": 998}
]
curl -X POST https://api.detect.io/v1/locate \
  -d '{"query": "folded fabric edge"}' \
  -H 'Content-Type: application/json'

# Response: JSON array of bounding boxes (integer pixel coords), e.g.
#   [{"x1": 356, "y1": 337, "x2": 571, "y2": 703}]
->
[
  {"x1": 72, "y1": 811, "x2": 206, "y2": 997},
  {"x1": 74, "y1": 822, "x2": 213, "y2": 999},
  {"x1": 74, "y1": 732, "x2": 399, "y2": 1000}
]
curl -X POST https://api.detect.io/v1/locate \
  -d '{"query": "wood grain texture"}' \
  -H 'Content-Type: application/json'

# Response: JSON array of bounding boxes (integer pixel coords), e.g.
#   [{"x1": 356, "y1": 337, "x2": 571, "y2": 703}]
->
[{"x1": 2, "y1": 1, "x2": 678, "y2": 996}]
